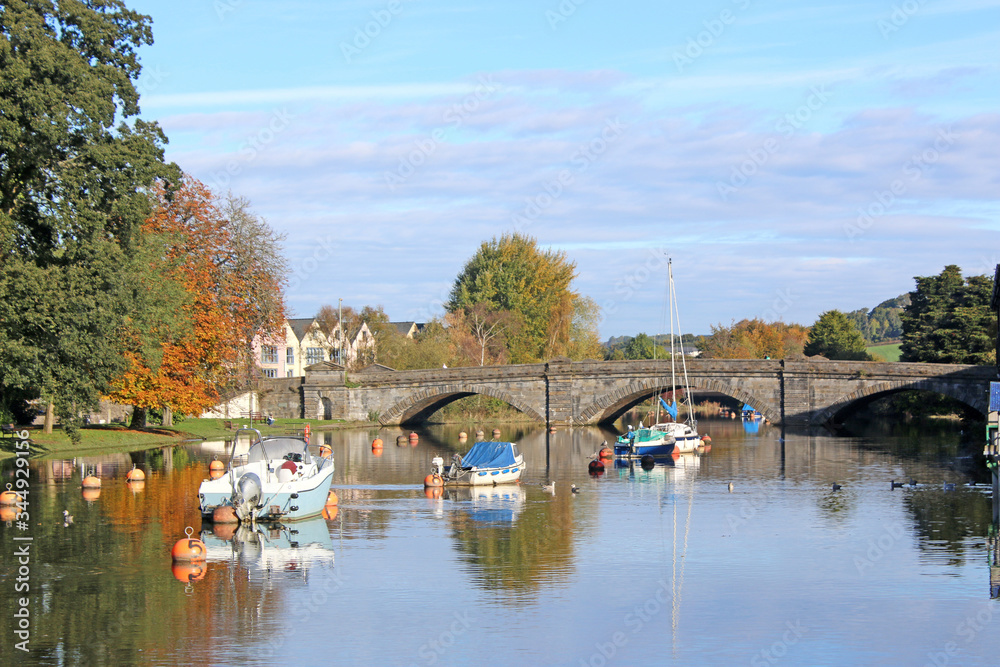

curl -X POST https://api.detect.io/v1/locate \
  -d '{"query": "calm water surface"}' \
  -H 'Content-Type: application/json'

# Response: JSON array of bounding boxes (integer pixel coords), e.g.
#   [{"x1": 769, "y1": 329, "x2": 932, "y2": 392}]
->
[{"x1": 2, "y1": 419, "x2": 999, "y2": 666}]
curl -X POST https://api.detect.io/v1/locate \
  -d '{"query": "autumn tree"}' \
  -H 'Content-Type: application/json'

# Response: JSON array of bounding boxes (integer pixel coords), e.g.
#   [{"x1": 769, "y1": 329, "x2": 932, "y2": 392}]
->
[
  {"x1": 901, "y1": 265, "x2": 995, "y2": 364},
  {"x1": 447, "y1": 233, "x2": 577, "y2": 362},
  {"x1": 106, "y1": 178, "x2": 287, "y2": 426},
  {"x1": 0, "y1": 1, "x2": 178, "y2": 439},
  {"x1": 698, "y1": 319, "x2": 808, "y2": 359},
  {"x1": 567, "y1": 296, "x2": 604, "y2": 360}
]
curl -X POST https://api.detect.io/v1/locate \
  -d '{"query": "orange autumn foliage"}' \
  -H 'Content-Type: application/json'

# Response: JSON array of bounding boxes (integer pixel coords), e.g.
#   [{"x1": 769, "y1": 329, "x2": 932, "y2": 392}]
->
[{"x1": 107, "y1": 177, "x2": 285, "y2": 415}]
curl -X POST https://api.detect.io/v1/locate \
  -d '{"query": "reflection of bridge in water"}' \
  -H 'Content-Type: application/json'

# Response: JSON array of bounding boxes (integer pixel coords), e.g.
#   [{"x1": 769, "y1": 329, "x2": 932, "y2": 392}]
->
[{"x1": 262, "y1": 358, "x2": 995, "y2": 428}]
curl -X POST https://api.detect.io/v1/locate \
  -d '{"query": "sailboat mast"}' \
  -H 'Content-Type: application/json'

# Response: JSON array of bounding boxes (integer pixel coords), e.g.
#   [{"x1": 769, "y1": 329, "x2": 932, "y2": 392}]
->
[{"x1": 669, "y1": 260, "x2": 697, "y2": 430}]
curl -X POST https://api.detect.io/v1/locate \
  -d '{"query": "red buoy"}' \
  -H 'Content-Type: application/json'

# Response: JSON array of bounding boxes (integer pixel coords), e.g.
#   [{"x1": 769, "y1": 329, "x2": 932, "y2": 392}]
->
[
  {"x1": 172, "y1": 561, "x2": 207, "y2": 583},
  {"x1": 599, "y1": 447, "x2": 614, "y2": 459},
  {"x1": 212, "y1": 505, "x2": 238, "y2": 524},
  {"x1": 588, "y1": 459, "x2": 605, "y2": 474},
  {"x1": 372, "y1": 438, "x2": 383, "y2": 448},
  {"x1": 424, "y1": 473, "x2": 444, "y2": 488},
  {"x1": 171, "y1": 527, "x2": 207, "y2": 562},
  {"x1": 0, "y1": 484, "x2": 22, "y2": 506}
]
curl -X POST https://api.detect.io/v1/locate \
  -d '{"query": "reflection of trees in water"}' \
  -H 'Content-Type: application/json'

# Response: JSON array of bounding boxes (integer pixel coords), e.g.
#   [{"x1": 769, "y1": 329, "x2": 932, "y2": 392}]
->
[
  {"x1": 904, "y1": 490, "x2": 993, "y2": 567},
  {"x1": 448, "y1": 494, "x2": 574, "y2": 594}
]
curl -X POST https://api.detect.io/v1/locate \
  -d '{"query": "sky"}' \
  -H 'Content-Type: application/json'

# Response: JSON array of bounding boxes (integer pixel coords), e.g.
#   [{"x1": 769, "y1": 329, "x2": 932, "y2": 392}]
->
[{"x1": 128, "y1": 0, "x2": 1000, "y2": 337}]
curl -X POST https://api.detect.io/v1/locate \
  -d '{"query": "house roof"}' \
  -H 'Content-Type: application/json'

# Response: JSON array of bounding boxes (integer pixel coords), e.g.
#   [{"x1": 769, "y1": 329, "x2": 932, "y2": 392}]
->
[
  {"x1": 287, "y1": 318, "x2": 318, "y2": 342},
  {"x1": 389, "y1": 321, "x2": 426, "y2": 337}
]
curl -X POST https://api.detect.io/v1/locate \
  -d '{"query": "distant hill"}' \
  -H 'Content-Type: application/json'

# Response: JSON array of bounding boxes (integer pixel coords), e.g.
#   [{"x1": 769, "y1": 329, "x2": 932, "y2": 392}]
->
[{"x1": 846, "y1": 294, "x2": 910, "y2": 345}]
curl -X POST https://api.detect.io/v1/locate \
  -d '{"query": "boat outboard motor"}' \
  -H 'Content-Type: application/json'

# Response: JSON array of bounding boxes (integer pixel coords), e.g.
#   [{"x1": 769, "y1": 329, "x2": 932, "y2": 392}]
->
[
  {"x1": 234, "y1": 472, "x2": 262, "y2": 523},
  {"x1": 431, "y1": 456, "x2": 444, "y2": 475}
]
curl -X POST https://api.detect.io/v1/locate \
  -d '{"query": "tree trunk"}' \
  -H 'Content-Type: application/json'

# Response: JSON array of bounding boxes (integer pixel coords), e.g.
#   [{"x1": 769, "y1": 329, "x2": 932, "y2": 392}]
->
[
  {"x1": 43, "y1": 402, "x2": 54, "y2": 434},
  {"x1": 162, "y1": 406, "x2": 173, "y2": 427},
  {"x1": 130, "y1": 406, "x2": 147, "y2": 429}
]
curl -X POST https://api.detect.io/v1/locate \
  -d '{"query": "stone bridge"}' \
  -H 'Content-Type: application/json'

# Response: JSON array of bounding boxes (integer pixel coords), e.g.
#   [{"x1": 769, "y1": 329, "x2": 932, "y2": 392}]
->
[{"x1": 261, "y1": 359, "x2": 996, "y2": 428}]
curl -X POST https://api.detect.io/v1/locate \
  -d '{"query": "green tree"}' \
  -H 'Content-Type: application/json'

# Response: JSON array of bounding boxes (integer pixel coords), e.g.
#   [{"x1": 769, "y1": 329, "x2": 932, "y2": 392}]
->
[
  {"x1": 804, "y1": 310, "x2": 873, "y2": 360},
  {"x1": 446, "y1": 233, "x2": 577, "y2": 363},
  {"x1": 0, "y1": 1, "x2": 178, "y2": 438},
  {"x1": 901, "y1": 265, "x2": 995, "y2": 364}
]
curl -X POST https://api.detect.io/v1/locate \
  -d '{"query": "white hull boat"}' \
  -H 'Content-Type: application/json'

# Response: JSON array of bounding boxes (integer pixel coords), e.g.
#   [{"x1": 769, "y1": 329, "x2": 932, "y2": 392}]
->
[
  {"x1": 432, "y1": 441, "x2": 525, "y2": 486},
  {"x1": 199, "y1": 429, "x2": 335, "y2": 522}
]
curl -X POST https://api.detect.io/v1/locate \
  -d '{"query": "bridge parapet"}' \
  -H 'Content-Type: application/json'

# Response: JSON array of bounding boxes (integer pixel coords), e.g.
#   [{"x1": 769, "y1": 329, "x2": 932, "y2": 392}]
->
[{"x1": 278, "y1": 358, "x2": 995, "y2": 427}]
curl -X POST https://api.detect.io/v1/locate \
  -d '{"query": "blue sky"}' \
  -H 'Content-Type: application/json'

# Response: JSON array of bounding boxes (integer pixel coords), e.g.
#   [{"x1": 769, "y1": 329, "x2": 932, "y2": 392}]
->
[{"x1": 129, "y1": 0, "x2": 1000, "y2": 337}]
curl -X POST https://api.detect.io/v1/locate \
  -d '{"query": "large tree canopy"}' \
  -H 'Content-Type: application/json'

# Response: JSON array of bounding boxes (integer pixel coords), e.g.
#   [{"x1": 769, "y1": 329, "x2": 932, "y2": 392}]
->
[
  {"x1": 446, "y1": 233, "x2": 577, "y2": 363},
  {"x1": 804, "y1": 310, "x2": 872, "y2": 361},
  {"x1": 0, "y1": 0, "x2": 178, "y2": 434},
  {"x1": 900, "y1": 265, "x2": 995, "y2": 364}
]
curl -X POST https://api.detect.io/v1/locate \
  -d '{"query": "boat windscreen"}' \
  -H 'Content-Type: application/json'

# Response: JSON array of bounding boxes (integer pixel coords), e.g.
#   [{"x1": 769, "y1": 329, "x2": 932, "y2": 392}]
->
[{"x1": 247, "y1": 438, "x2": 312, "y2": 464}]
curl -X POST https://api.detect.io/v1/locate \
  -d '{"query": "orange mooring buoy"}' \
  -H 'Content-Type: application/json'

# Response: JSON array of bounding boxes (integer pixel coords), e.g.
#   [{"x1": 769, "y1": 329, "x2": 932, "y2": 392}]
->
[
  {"x1": 319, "y1": 445, "x2": 332, "y2": 458},
  {"x1": 492, "y1": 428, "x2": 501, "y2": 439},
  {"x1": 0, "y1": 505, "x2": 23, "y2": 522},
  {"x1": 212, "y1": 505, "x2": 238, "y2": 524},
  {"x1": 322, "y1": 505, "x2": 339, "y2": 521},
  {"x1": 126, "y1": 465, "x2": 145, "y2": 482},
  {"x1": 82, "y1": 488, "x2": 101, "y2": 502},
  {"x1": 326, "y1": 490, "x2": 339, "y2": 506},
  {"x1": 210, "y1": 468, "x2": 225, "y2": 480},
  {"x1": 1, "y1": 483, "x2": 22, "y2": 506},
  {"x1": 172, "y1": 561, "x2": 207, "y2": 583},
  {"x1": 408, "y1": 432, "x2": 419, "y2": 443},
  {"x1": 209, "y1": 458, "x2": 224, "y2": 472},
  {"x1": 171, "y1": 527, "x2": 207, "y2": 562},
  {"x1": 458, "y1": 431, "x2": 467, "y2": 441},
  {"x1": 599, "y1": 446, "x2": 614, "y2": 459},
  {"x1": 82, "y1": 474, "x2": 101, "y2": 489},
  {"x1": 424, "y1": 473, "x2": 444, "y2": 488},
  {"x1": 372, "y1": 437, "x2": 383, "y2": 448}
]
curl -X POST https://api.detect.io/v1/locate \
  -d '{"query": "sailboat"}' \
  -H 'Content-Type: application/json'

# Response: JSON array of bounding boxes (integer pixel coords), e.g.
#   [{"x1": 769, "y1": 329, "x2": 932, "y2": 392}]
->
[{"x1": 614, "y1": 259, "x2": 701, "y2": 457}]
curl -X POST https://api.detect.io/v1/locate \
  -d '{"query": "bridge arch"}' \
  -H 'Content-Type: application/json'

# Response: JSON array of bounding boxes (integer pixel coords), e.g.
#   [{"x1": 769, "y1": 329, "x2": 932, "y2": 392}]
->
[
  {"x1": 817, "y1": 379, "x2": 989, "y2": 425},
  {"x1": 378, "y1": 384, "x2": 546, "y2": 426},
  {"x1": 578, "y1": 378, "x2": 779, "y2": 425}
]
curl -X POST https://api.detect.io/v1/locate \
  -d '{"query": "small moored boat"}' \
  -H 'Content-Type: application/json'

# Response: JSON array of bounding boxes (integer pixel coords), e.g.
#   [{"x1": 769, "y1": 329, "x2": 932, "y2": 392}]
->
[
  {"x1": 198, "y1": 428, "x2": 335, "y2": 523},
  {"x1": 432, "y1": 440, "x2": 525, "y2": 486}
]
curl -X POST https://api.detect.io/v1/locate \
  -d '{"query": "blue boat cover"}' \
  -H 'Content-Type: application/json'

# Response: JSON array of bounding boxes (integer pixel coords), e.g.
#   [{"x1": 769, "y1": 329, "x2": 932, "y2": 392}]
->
[{"x1": 460, "y1": 441, "x2": 517, "y2": 469}]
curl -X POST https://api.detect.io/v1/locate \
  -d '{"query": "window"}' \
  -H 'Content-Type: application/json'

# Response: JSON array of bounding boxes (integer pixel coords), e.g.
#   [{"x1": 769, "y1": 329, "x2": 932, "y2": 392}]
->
[
  {"x1": 261, "y1": 345, "x2": 278, "y2": 364},
  {"x1": 306, "y1": 347, "x2": 324, "y2": 365},
  {"x1": 286, "y1": 370, "x2": 293, "y2": 378},
  {"x1": 286, "y1": 347, "x2": 295, "y2": 364},
  {"x1": 263, "y1": 368, "x2": 277, "y2": 378}
]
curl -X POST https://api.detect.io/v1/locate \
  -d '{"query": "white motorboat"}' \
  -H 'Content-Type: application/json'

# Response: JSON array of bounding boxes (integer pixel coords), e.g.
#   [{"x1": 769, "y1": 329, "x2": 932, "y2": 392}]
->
[
  {"x1": 432, "y1": 441, "x2": 525, "y2": 486},
  {"x1": 198, "y1": 428, "x2": 335, "y2": 522}
]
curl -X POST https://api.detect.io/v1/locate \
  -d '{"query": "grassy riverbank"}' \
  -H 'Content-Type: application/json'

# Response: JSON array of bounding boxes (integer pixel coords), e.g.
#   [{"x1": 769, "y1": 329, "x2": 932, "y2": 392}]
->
[{"x1": 0, "y1": 417, "x2": 357, "y2": 459}]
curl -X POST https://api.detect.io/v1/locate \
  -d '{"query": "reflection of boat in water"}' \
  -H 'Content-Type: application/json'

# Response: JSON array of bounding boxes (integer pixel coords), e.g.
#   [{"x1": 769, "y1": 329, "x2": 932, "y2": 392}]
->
[
  {"x1": 432, "y1": 441, "x2": 525, "y2": 486},
  {"x1": 443, "y1": 486, "x2": 525, "y2": 523},
  {"x1": 201, "y1": 518, "x2": 335, "y2": 578},
  {"x1": 198, "y1": 428, "x2": 335, "y2": 522},
  {"x1": 614, "y1": 454, "x2": 701, "y2": 481}
]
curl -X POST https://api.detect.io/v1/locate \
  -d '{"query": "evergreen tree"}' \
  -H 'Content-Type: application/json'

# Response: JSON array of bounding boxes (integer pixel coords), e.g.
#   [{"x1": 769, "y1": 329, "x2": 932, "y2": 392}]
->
[
  {"x1": 901, "y1": 266, "x2": 995, "y2": 364},
  {"x1": 804, "y1": 310, "x2": 873, "y2": 360}
]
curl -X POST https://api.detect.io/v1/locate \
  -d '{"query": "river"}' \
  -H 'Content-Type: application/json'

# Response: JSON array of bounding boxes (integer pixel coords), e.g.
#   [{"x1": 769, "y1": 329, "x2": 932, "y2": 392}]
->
[{"x1": 1, "y1": 418, "x2": 998, "y2": 666}]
